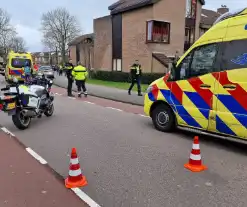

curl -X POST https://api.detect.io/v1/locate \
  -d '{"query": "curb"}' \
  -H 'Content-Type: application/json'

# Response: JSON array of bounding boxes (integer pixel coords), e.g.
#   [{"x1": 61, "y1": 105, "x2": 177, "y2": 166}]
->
[{"x1": 54, "y1": 83, "x2": 144, "y2": 107}]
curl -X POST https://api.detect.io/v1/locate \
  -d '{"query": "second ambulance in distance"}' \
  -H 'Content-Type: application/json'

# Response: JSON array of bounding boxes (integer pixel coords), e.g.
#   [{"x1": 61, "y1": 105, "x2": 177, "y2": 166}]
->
[
  {"x1": 144, "y1": 8, "x2": 247, "y2": 142},
  {"x1": 5, "y1": 51, "x2": 33, "y2": 83}
]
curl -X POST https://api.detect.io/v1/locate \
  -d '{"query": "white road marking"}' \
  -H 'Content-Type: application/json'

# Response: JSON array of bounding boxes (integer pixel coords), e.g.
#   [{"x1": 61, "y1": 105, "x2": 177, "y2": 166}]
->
[
  {"x1": 71, "y1": 188, "x2": 101, "y2": 207},
  {"x1": 55, "y1": 93, "x2": 62, "y2": 96},
  {"x1": 26, "y1": 148, "x2": 47, "y2": 164},
  {"x1": 106, "y1": 107, "x2": 122, "y2": 112},
  {"x1": 138, "y1": 114, "x2": 149, "y2": 118},
  {"x1": 68, "y1": 97, "x2": 76, "y2": 100},
  {"x1": 84, "y1": 101, "x2": 95, "y2": 105},
  {"x1": 0, "y1": 124, "x2": 100, "y2": 206},
  {"x1": 1, "y1": 127, "x2": 15, "y2": 136}
]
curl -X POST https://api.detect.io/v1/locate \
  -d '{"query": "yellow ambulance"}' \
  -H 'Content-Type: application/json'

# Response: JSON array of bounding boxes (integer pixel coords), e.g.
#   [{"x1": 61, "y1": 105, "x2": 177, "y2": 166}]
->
[
  {"x1": 5, "y1": 51, "x2": 33, "y2": 82},
  {"x1": 144, "y1": 8, "x2": 247, "y2": 142}
]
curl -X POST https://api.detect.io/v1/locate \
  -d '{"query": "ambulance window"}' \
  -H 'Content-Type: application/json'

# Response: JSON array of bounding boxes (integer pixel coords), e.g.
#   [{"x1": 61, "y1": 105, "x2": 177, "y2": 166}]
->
[
  {"x1": 221, "y1": 39, "x2": 247, "y2": 71},
  {"x1": 189, "y1": 43, "x2": 218, "y2": 78},
  {"x1": 172, "y1": 52, "x2": 193, "y2": 81},
  {"x1": 11, "y1": 58, "x2": 31, "y2": 68}
]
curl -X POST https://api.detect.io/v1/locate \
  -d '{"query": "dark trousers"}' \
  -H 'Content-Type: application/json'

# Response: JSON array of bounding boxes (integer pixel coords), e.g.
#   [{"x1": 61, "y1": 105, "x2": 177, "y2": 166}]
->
[
  {"x1": 76, "y1": 80, "x2": 87, "y2": 93},
  {"x1": 128, "y1": 76, "x2": 141, "y2": 93},
  {"x1": 24, "y1": 74, "x2": 31, "y2": 82},
  {"x1": 67, "y1": 78, "x2": 73, "y2": 95}
]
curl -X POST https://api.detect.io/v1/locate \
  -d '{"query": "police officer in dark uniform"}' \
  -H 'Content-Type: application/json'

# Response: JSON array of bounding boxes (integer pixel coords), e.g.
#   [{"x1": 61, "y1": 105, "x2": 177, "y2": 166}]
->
[
  {"x1": 128, "y1": 60, "x2": 142, "y2": 96},
  {"x1": 65, "y1": 60, "x2": 74, "y2": 97}
]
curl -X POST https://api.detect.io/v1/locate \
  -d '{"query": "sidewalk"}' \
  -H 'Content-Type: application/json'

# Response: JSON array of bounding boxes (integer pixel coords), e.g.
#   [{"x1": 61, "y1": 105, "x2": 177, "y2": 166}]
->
[
  {"x1": 0, "y1": 130, "x2": 88, "y2": 207},
  {"x1": 53, "y1": 74, "x2": 144, "y2": 106}
]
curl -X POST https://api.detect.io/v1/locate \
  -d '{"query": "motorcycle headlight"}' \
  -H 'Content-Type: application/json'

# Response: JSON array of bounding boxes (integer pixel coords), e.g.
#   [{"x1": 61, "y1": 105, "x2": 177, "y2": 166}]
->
[
  {"x1": 13, "y1": 77, "x2": 18, "y2": 83},
  {"x1": 146, "y1": 85, "x2": 153, "y2": 93}
]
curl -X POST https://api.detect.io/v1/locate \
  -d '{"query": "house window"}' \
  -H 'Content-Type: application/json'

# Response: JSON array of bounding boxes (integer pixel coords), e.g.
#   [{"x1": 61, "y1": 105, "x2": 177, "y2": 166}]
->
[
  {"x1": 146, "y1": 20, "x2": 170, "y2": 43},
  {"x1": 186, "y1": 0, "x2": 197, "y2": 18},
  {"x1": 113, "y1": 59, "x2": 122, "y2": 71}
]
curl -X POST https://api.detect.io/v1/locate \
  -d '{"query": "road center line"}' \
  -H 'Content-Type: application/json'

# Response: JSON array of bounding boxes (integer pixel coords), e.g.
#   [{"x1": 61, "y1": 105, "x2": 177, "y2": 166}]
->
[
  {"x1": 106, "y1": 107, "x2": 123, "y2": 111},
  {"x1": 26, "y1": 148, "x2": 48, "y2": 164},
  {"x1": 71, "y1": 188, "x2": 101, "y2": 207}
]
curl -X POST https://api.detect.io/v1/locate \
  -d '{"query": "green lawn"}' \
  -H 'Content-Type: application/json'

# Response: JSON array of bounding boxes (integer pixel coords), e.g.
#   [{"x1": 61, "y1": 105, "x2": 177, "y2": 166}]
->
[{"x1": 87, "y1": 79, "x2": 149, "y2": 92}]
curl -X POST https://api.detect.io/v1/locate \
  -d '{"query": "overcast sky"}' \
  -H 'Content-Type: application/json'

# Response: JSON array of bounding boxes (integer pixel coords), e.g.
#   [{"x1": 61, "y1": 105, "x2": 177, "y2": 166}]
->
[{"x1": 0, "y1": 0, "x2": 246, "y2": 52}]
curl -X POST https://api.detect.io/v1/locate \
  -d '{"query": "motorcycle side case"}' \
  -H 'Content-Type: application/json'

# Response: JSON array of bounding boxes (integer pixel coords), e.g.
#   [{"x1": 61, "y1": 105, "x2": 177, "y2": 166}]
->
[{"x1": 20, "y1": 94, "x2": 39, "y2": 108}]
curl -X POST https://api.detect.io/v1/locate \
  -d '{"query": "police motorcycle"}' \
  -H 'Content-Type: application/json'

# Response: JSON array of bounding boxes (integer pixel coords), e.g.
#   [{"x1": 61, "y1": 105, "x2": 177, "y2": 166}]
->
[{"x1": 0, "y1": 76, "x2": 54, "y2": 130}]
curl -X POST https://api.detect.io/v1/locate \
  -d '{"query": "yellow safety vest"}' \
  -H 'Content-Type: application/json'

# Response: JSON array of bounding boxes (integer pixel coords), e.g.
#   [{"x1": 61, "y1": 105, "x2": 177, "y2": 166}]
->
[
  {"x1": 72, "y1": 65, "x2": 88, "y2": 80},
  {"x1": 131, "y1": 65, "x2": 140, "y2": 75}
]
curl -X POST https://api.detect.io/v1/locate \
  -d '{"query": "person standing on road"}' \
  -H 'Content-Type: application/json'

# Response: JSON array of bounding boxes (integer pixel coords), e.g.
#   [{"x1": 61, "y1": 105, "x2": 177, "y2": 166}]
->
[
  {"x1": 59, "y1": 64, "x2": 63, "y2": 76},
  {"x1": 65, "y1": 60, "x2": 74, "y2": 97},
  {"x1": 128, "y1": 60, "x2": 142, "y2": 96},
  {"x1": 23, "y1": 61, "x2": 32, "y2": 83},
  {"x1": 72, "y1": 62, "x2": 88, "y2": 98}
]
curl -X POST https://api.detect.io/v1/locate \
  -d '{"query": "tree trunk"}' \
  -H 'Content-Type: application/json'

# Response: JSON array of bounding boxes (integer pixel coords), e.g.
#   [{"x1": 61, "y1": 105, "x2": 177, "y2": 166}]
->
[{"x1": 61, "y1": 34, "x2": 66, "y2": 64}]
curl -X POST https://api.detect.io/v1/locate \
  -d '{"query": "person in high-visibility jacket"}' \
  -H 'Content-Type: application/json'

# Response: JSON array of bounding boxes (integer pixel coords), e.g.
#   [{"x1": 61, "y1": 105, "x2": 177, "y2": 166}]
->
[
  {"x1": 72, "y1": 62, "x2": 88, "y2": 98},
  {"x1": 128, "y1": 59, "x2": 142, "y2": 96},
  {"x1": 65, "y1": 60, "x2": 74, "y2": 97}
]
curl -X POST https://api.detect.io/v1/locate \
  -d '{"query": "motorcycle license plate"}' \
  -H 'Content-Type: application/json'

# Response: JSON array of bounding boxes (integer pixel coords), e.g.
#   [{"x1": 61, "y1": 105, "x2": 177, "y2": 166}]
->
[
  {"x1": 8, "y1": 109, "x2": 16, "y2": 116},
  {"x1": 6, "y1": 102, "x2": 16, "y2": 110}
]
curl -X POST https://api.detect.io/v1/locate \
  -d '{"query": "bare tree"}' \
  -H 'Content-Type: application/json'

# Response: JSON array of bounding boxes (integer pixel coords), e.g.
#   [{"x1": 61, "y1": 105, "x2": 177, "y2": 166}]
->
[
  {"x1": 0, "y1": 8, "x2": 12, "y2": 58},
  {"x1": 41, "y1": 7, "x2": 81, "y2": 63},
  {"x1": 42, "y1": 32, "x2": 57, "y2": 51},
  {"x1": 0, "y1": 8, "x2": 11, "y2": 34},
  {"x1": 9, "y1": 36, "x2": 27, "y2": 52},
  {"x1": 0, "y1": 27, "x2": 17, "y2": 60}
]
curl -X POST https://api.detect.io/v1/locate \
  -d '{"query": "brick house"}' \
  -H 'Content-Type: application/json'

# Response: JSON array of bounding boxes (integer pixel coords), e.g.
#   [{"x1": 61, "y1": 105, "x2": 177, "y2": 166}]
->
[
  {"x1": 32, "y1": 52, "x2": 50, "y2": 65},
  {"x1": 200, "y1": 6, "x2": 229, "y2": 36},
  {"x1": 68, "y1": 33, "x2": 94, "y2": 69},
  {"x1": 93, "y1": 0, "x2": 205, "y2": 74},
  {"x1": 69, "y1": 1, "x2": 229, "y2": 74}
]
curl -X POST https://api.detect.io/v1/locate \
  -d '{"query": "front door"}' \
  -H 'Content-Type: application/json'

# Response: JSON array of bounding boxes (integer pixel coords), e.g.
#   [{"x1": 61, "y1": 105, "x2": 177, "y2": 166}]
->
[
  {"x1": 168, "y1": 43, "x2": 220, "y2": 130},
  {"x1": 214, "y1": 39, "x2": 247, "y2": 138}
]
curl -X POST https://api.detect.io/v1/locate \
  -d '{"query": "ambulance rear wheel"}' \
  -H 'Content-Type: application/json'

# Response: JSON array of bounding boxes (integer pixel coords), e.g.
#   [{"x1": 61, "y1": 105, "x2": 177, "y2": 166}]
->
[{"x1": 151, "y1": 104, "x2": 175, "y2": 132}]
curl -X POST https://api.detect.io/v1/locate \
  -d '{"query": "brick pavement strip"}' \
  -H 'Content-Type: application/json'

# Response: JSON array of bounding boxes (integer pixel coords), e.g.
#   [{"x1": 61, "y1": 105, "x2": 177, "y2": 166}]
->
[
  {"x1": 0, "y1": 130, "x2": 89, "y2": 207},
  {"x1": 51, "y1": 86, "x2": 145, "y2": 116},
  {"x1": 53, "y1": 74, "x2": 145, "y2": 106}
]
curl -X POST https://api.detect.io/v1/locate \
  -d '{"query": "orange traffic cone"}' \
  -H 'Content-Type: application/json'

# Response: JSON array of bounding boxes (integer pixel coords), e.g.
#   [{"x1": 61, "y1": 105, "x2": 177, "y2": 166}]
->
[
  {"x1": 65, "y1": 148, "x2": 88, "y2": 188},
  {"x1": 184, "y1": 136, "x2": 207, "y2": 172}
]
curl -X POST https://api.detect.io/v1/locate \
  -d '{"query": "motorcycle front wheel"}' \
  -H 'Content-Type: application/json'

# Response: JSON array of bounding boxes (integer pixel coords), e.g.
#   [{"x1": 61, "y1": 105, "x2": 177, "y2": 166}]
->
[
  {"x1": 12, "y1": 110, "x2": 31, "y2": 130},
  {"x1": 44, "y1": 103, "x2": 54, "y2": 117}
]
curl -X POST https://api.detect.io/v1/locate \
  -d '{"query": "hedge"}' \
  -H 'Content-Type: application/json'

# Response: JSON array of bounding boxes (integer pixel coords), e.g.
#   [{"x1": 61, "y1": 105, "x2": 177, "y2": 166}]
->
[{"x1": 89, "y1": 70, "x2": 165, "y2": 85}]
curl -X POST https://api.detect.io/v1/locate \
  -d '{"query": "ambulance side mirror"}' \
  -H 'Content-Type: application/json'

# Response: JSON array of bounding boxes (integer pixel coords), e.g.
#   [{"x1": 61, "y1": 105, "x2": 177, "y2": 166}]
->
[{"x1": 168, "y1": 62, "x2": 177, "y2": 81}]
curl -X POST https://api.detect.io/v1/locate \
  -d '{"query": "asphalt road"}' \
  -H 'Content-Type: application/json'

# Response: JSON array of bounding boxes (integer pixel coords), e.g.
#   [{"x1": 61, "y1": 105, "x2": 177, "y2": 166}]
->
[{"x1": 0, "y1": 78, "x2": 247, "y2": 207}]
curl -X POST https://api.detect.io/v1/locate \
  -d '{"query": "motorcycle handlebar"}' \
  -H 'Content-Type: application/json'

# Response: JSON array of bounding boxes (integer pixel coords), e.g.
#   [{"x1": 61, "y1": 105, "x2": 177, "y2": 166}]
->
[{"x1": 1, "y1": 87, "x2": 9, "y2": 91}]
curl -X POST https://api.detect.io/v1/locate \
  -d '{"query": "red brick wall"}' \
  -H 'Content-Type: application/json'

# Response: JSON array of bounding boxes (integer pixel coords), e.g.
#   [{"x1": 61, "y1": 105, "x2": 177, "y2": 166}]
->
[{"x1": 93, "y1": 15, "x2": 112, "y2": 71}]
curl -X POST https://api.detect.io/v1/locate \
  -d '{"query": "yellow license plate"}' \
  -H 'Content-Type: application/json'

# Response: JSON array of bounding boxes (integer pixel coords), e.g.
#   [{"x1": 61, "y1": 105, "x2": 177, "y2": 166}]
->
[{"x1": 7, "y1": 102, "x2": 16, "y2": 110}]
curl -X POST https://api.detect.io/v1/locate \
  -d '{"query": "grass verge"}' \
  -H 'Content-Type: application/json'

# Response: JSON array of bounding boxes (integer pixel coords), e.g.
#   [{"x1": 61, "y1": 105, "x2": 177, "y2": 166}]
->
[{"x1": 87, "y1": 79, "x2": 149, "y2": 92}]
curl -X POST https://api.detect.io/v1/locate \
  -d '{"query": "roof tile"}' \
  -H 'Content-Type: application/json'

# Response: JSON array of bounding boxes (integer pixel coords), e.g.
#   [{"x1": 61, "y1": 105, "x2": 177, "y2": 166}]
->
[
  {"x1": 201, "y1": 8, "x2": 221, "y2": 26},
  {"x1": 109, "y1": 0, "x2": 205, "y2": 14}
]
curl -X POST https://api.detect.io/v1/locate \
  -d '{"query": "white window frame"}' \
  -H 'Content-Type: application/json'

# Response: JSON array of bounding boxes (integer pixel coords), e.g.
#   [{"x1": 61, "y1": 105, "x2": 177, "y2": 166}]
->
[
  {"x1": 112, "y1": 58, "x2": 122, "y2": 71},
  {"x1": 113, "y1": 59, "x2": 117, "y2": 71}
]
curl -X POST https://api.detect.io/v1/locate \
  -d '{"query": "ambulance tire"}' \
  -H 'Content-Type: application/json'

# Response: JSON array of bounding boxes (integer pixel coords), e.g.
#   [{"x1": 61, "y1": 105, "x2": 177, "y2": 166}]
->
[{"x1": 151, "y1": 104, "x2": 175, "y2": 132}]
